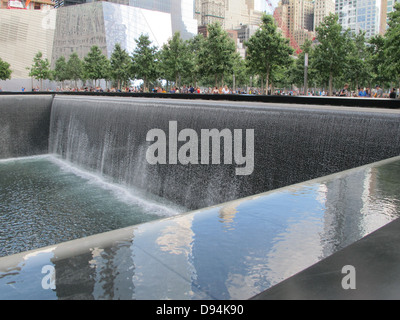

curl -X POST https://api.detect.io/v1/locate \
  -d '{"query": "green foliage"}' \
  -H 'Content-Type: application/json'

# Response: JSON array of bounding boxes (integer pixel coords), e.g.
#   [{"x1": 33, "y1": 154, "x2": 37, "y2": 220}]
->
[
  {"x1": 346, "y1": 31, "x2": 372, "y2": 90},
  {"x1": 185, "y1": 34, "x2": 204, "y2": 87},
  {"x1": 313, "y1": 13, "x2": 350, "y2": 95},
  {"x1": 289, "y1": 39, "x2": 315, "y2": 89},
  {"x1": 245, "y1": 14, "x2": 293, "y2": 93},
  {"x1": 110, "y1": 43, "x2": 131, "y2": 89},
  {"x1": 130, "y1": 34, "x2": 159, "y2": 92},
  {"x1": 0, "y1": 57, "x2": 12, "y2": 80},
  {"x1": 66, "y1": 52, "x2": 83, "y2": 86},
  {"x1": 28, "y1": 51, "x2": 52, "y2": 90},
  {"x1": 83, "y1": 45, "x2": 109, "y2": 86},
  {"x1": 44, "y1": 6, "x2": 400, "y2": 94},
  {"x1": 54, "y1": 56, "x2": 68, "y2": 83},
  {"x1": 384, "y1": 2, "x2": 400, "y2": 86},
  {"x1": 198, "y1": 22, "x2": 238, "y2": 87},
  {"x1": 159, "y1": 32, "x2": 192, "y2": 87}
]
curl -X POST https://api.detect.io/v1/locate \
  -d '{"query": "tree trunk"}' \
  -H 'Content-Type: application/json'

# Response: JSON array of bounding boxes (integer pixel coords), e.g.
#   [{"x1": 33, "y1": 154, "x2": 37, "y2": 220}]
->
[
  {"x1": 260, "y1": 76, "x2": 264, "y2": 94},
  {"x1": 265, "y1": 68, "x2": 270, "y2": 95},
  {"x1": 329, "y1": 72, "x2": 333, "y2": 96}
]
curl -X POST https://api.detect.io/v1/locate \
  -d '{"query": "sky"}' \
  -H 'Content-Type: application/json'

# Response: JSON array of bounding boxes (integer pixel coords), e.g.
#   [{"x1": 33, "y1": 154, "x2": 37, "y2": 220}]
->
[{"x1": 254, "y1": 0, "x2": 279, "y2": 14}]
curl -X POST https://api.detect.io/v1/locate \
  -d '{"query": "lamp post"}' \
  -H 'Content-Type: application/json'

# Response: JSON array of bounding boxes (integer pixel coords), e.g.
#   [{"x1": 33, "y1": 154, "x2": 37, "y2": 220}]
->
[{"x1": 304, "y1": 52, "x2": 308, "y2": 96}]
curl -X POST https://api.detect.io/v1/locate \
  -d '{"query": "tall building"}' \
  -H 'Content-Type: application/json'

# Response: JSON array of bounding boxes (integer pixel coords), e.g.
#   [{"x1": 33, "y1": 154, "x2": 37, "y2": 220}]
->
[
  {"x1": 0, "y1": 8, "x2": 56, "y2": 78},
  {"x1": 195, "y1": 0, "x2": 264, "y2": 30},
  {"x1": 195, "y1": 0, "x2": 265, "y2": 57},
  {"x1": 273, "y1": 0, "x2": 315, "y2": 51},
  {"x1": 224, "y1": 0, "x2": 263, "y2": 29},
  {"x1": 195, "y1": 0, "x2": 225, "y2": 27},
  {"x1": 314, "y1": 0, "x2": 335, "y2": 31},
  {"x1": 0, "y1": 0, "x2": 54, "y2": 9},
  {"x1": 335, "y1": 0, "x2": 380, "y2": 38},
  {"x1": 380, "y1": 0, "x2": 399, "y2": 34},
  {"x1": 0, "y1": 1, "x2": 197, "y2": 80}
]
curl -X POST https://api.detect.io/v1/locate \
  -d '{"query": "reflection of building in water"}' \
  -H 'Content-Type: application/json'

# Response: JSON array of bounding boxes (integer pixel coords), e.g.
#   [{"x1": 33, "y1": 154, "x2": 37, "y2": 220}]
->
[
  {"x1": 156, "y1": 214, "x2": 195, "y2": 256},
  {"x1": 2, "y1": 159, "x2": 399, "y2": 299},
  {"x1": 53, "y1": 239, "x2": 137, "y2": 299},
  {"x1": 265, "y1": 164, "x2": 400, "y2": 288},
  {"x1": 321, "y1": 165, "x2": 399, "y2": 259},
  {"x1": 218, "y1": 200, "x2": 239, "y2": 230}
]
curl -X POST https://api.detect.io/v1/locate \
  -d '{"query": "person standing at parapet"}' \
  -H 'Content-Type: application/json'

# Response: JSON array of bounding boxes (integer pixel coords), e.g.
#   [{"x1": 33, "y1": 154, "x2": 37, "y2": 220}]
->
[
  {"x1": 339, "y1": 84, "x2": 349, "y2": 96},
  {"x1": 374, "y1": 85, "x2": 383, "y2": 98},
  {"x1": 389, "y1": 88, "x2": 398, "y2": 99}
]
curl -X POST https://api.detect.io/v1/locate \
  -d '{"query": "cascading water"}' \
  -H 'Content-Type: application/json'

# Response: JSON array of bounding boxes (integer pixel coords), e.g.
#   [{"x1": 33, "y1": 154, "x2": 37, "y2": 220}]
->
[
  {"x1": 1, "y1": 94, "x2": 400, "y2": 299},
  {"x1": 49, "y1": 96, "x2": 400, "y2": 210}
]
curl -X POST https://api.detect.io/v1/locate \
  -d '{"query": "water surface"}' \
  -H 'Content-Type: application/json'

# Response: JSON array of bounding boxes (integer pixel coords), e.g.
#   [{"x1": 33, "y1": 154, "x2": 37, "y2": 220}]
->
[{"x1": 0, "y1": 155, "x2": 183, "y2": 257}]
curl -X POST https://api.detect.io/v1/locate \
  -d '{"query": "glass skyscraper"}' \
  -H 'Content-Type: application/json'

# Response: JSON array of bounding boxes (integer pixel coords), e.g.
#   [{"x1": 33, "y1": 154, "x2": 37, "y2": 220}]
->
[
  {"x1": 335, "y1": 0, "x2": 380, "y2": 38},
  {"x1": 51, "y1": 0, "x2": 197, "y2": 65}
]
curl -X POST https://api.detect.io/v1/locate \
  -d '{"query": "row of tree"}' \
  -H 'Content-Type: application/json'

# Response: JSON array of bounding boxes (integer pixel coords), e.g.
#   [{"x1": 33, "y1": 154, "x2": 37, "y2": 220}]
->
[{"x1": 1, "y1": 4, "x2": 399, "y2": 95}]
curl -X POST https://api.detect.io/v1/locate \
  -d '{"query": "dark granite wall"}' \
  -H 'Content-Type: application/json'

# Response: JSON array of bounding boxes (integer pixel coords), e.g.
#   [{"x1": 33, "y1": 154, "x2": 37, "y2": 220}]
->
[
  {"x1": 49, "y1": 96, "x2": 400, "y2": 209},
  {"x1": 0, "y1": 95, "x2": 53, "y2": 159}
]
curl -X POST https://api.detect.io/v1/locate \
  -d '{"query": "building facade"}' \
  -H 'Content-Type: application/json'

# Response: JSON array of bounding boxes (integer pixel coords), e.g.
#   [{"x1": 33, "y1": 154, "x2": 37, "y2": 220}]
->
[
  {"x1": 0, "y1": 1, "x2": 197, "y2": 81},
  {"x1": 195, "y1": 0, "x2": 264, "y2": 30},
  {"x1": 0, "y1": 8, "x2": 56, "y2": 78},
  {"x1": 380, "y1": 0, "x2": 399, "y2": 34},
  {"x1": 335, "y1": 0, "x2": 380, "y2": 38},
  {"x1": 195, "y1": 0, "x2": 225, "y2": 26},
  {"x1": 273, "y1": 0, "x2": 315, "y2": 50},
  {"x1": 314, "y1": 0, "x2": 335, "y2": 31},
  {"x1": 0, "y1": 0, "x2": 54, "y2": 9}
]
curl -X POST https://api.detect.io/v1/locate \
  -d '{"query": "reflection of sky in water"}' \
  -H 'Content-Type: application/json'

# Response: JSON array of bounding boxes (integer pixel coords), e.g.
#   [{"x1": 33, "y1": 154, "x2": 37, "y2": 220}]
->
[
  {"x1": 1, "y1": 158, "x2": 399, "y2": 300},
  {"x1": 189, "y1": 185, "x2": 328, "y2": 299}
]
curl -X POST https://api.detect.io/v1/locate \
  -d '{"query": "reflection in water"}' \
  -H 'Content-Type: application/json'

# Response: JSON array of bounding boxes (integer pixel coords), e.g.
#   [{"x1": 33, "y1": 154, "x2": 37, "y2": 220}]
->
[{"x1": 0, "y1": 158, "x2": 399, "y2": 299}]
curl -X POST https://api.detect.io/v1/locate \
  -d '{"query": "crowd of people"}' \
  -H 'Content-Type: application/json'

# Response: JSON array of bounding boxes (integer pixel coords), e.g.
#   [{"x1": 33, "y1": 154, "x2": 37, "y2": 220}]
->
[
  {"x1": 337, "y1": 83, "x2": 399, "y2": 98},
  {"x1": 4, "y1": 83, "x2": 397, "y2": 99}
]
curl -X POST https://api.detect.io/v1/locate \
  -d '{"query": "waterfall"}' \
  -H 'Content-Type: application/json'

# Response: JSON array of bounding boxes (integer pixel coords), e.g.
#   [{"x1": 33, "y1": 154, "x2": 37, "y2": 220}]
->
[
  {"x1": 0, "y1": 95, "x2": 52, "y2": 159},
  {"x1": 48, "y1": 96, "x2": 400, "y2": 210}
]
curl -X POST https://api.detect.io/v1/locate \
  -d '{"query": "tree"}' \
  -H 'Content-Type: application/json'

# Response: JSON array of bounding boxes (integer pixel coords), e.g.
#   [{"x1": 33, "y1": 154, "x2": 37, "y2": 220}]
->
[
  {"x1": 384, "y1": 2, "x2": 400, "y2": 89},
  {"x1": 313, "y1": 13, "x2": 349, "y2": 96},
  {"x1": 159, "y1": 32, "x2": 191, "y2": 88},
  {"x1": 229, "y1": 52, "x2": 249, "y2": 91},
  {"x1": 110, "y1": 43, "x2": 131, "y2": 90},
  {"x1": 368, "y1": 35, "x2": 389, "y2": 88},
  {"x1": 346, "y1": 31, "x2": 371, "y2": 91},
  {"x1": 186, "y1": 34, "x2": 205, "y2": 88},
  {"x1": 83, "y1": 45, "x2": 109, "y2": 87},
  {"x1": 130, "y1": 34, "x2": 159, "y2": 92},
  {"x1": 198, "y1": 22, "x2": 238, "y2": 87},
  {"x1": 66, "y1": 52, "x2": 83, "y2": 89},
  {"x1": 245, "y1": 14, "x2": 293, "y2": 94},
  {"x1": 54, "y1": 56, "x2": 68, "y2": 88},
  {"x1": 29, "y1": 51, "x2": 52, "y2": 90},
  {"x1": 0, "y1": 57, "x2": 12, "y2": 80},
  {"x1": 289, "y1": 39, "x2": 316, "y2": 91}
]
